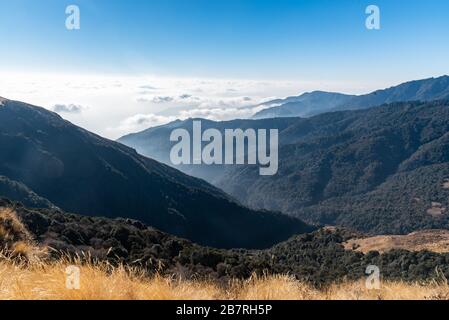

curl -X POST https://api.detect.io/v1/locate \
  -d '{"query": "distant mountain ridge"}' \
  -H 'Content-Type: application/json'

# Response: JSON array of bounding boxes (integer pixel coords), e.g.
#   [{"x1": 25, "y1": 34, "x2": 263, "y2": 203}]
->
[
  {"x1": 253, "y1": 91, "x2": 353, "y2": 118},
  {"x1": 0, "y1": 98, "x2": 314, "y2": 249},
  {"x1": 253, "y1": 75, "x2": 449, "y2": 119}
]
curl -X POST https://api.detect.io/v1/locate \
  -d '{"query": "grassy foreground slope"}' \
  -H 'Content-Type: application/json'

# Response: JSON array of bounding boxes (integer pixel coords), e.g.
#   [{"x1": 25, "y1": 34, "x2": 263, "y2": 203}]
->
[
  {"x1": 1, "y1": 206, "x2": 448, "y2": 300},
  {"x1": 4, "y1": 200, "x2": 449, "y2": 288}
]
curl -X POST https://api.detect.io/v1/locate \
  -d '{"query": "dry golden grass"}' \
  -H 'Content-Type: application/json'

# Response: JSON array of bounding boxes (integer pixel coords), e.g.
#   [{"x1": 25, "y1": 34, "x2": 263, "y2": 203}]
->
[
  {"x1": 0, "y1": 208, "x2": 45, "y2": 262},
  {"x1": 344, "y1": 230, "x2": 449, "y2": 254},
  {"x1": 0, "y1": 257, "x2": 223, "y2": 300},
  {"x1": 0, "y1": 257, "x2": 448, "y2": 300}
]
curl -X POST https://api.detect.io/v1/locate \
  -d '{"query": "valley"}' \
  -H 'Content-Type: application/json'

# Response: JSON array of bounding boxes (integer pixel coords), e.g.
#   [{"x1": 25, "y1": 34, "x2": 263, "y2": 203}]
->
[
  {"x1": 120, "y1": 98, "x2": 449, "y2": 235},
  {"x1": 0, "y1": 98, "x2": 313, "y2": 249}
]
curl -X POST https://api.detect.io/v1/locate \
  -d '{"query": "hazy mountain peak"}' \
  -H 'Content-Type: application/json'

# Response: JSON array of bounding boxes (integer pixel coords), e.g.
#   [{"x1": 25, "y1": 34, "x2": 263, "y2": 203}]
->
[
  {"x1": 303, "y1": 90, "x2": 350, "y2": 96},
  {"x1": 253, "y1": 75, "x2": 449, "y2": 119},
  {"x1": 253, "y1": 91, "x2": 354, "y2": 119}
]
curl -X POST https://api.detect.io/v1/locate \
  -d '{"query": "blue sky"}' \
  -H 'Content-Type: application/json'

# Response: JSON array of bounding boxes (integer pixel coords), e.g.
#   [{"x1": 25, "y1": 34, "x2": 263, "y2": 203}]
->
[
  {"x1": 1, "y1": 0, "x2": 449, "y2": 138},
  {"x1": 2, "y1": 0, "x2": 449, "y2": 81}
]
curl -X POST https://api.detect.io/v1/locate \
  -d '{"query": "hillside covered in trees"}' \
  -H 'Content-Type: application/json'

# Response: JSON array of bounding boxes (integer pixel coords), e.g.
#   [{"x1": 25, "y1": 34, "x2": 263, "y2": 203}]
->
[
  {"x1": 121, "y1": 100, "x2": 449, "y2": 235},
  {"x1": 3, "y1": 198, "x2": 449, "y2": 286}
]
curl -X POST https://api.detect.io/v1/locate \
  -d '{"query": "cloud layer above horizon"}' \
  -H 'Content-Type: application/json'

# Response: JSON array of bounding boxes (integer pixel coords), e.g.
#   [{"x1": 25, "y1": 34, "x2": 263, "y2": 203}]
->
[{"x1": 0, "y1": 72, "x2": 384, "y2": 139}]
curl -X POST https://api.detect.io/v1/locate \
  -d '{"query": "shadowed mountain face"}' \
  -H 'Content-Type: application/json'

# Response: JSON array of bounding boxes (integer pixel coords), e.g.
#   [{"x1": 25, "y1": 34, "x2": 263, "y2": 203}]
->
[
  {"x1": 0, "y1": 176, "x2": 56, "y2": 209},
  {"x1": 0, "y1": 99, "x2": 314, "y2": 249},
  {"x1": 120, "y1": 100, "x2": 449, "y2": 235},
  {"x1": 253, "y1": 75, "x2": 449, "y2": 119}
]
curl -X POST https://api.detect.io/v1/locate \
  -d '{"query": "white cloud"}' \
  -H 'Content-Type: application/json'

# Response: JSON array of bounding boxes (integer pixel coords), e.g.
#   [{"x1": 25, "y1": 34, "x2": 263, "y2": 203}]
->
[
  {"x1": 53, "y1": 103, "x2": 86, "y2": 114},
  {"x1": 179, "y1": 107, "x2": 252, "y2": 120},
  {"x1": 139, "y1": 85, "x2": 158, "y2": 90},
  {"x1": 151, "y1": 96, "x2": 174, "y2": 104},
  {"x1": 113, "y1": 113, "x2": 177, "y2": 135}
]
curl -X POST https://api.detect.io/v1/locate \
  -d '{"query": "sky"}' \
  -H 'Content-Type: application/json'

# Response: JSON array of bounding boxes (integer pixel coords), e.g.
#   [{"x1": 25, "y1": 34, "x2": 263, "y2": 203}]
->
[{"x1": 1, "y1": 0, "x2": 449, "y2": 139}]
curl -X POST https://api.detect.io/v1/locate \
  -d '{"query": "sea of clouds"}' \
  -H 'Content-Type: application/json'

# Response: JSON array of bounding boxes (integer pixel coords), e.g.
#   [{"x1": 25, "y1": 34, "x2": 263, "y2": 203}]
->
[{"x1": 0, "y1": 72, "x2": 378, "y2": 139}]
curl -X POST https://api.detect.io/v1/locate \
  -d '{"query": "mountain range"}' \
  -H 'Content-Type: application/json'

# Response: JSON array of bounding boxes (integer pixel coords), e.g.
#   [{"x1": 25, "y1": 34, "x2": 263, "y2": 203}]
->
[
  {"x1": 2, "y1": 74, "x2": 449, "y2": 250},
  {"x1": 0, "y1": 98, "x2": 313, "y2": 249},
  {"x1": 253, "y1": 75, "x2": 449, "y2": 119},
  {"x1": 120, "y1": 99, "x2": 449, "y2": 235},
  {"x1": 225, "y1": 100, "x2": 449, "y2": 234}
]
